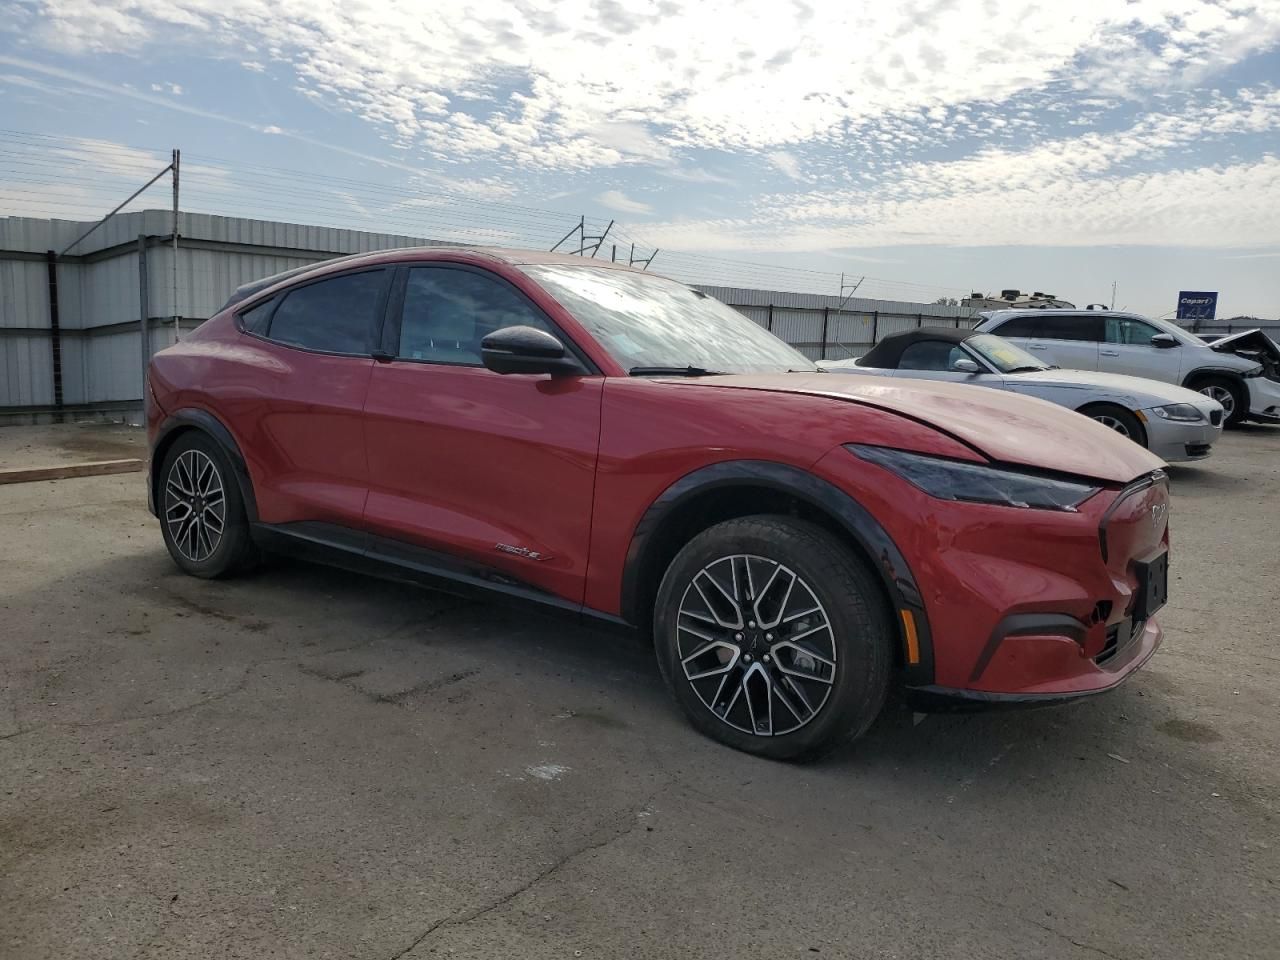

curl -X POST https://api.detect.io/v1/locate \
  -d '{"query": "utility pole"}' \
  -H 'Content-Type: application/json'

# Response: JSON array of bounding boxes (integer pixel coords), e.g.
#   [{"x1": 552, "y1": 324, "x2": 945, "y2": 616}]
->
[{"x1": 1111, "y1": 281, "x2": 1117, "y2": 311}]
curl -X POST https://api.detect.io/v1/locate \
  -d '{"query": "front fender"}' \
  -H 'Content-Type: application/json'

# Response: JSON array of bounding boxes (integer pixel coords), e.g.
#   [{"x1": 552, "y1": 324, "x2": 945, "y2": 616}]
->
[
  {"x1": 619, "y1": 459, "x2": 935, "y2": 686},
  {"x1": 149, "y1": 409, "x2": 258, "y2": 522}
]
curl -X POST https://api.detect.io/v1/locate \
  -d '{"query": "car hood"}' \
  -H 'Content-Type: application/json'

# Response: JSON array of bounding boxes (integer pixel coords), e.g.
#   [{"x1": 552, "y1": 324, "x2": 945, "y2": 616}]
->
[
  {"x1": 1007, "y1": 368, "x2": 1213, "y2": 405},
  {"x1": 688, "y1": 373, "x2": 1164, "y2": 483},
  {"x1": 1207, "y1": 328, "x2": 1280, "y2": 363}
]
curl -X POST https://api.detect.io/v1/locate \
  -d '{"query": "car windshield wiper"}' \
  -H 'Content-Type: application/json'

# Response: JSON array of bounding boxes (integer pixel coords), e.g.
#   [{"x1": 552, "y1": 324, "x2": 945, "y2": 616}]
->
[
  {"x1": 1006, "y1": 365, "x2": 1048, "y2": 373},
  {"x1": 629, "y1": 365, "x2": 725, "y2": 377}
]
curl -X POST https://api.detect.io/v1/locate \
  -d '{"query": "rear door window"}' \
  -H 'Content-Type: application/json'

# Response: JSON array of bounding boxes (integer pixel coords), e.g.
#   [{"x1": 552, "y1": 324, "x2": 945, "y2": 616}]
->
[
  {"x1": 988, "y1": 316, "x2": 1041, "y2": 337},
  {"x1": 265, "y1": 270, "x2": 387, "y2": 355}
]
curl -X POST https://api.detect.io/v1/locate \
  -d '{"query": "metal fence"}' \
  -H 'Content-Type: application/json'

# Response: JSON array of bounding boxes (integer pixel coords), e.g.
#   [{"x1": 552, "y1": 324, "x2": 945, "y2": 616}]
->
[{"x1": 0, "y1": 210, "x2": 979, "y2": 423}]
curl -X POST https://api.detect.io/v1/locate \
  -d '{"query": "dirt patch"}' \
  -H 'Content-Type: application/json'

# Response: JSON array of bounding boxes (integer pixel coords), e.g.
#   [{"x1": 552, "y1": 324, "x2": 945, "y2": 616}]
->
[
  {"x1": 1157, "y1": 719, "x2": 1224, "y2": 744},
  {"x1": 56, "y1": 426, "x2": 147, "y2": 461}
]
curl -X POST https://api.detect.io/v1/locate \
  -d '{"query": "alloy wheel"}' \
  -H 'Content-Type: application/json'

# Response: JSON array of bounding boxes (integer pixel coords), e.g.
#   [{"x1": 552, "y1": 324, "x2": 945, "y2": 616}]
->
[
  {"x1": 164, "y1": 449, "x2": 226, "y2": 563},
  {"x1": 676, "y1": 555, "x2": 836, "y2": 737},
  {"x1": 1092, "y1": 414, "x2": 1131, "y2": 438},
  {"x1": 1199, "y1": 385, "x2": 1235, "y2": 420}
]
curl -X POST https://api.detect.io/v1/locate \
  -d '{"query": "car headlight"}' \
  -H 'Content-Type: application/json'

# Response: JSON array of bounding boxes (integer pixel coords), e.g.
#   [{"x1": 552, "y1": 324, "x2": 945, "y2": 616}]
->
[
  {"x1": 848, "y1": 445, "x2": 1100, "y2": 512},
  {"x1": 1151, "y1": 403, "x2": 1204, "y2": 422}
]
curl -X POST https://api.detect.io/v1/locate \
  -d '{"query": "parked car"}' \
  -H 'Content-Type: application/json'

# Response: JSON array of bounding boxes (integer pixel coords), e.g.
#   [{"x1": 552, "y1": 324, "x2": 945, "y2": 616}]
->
[
  {"x1": 819, "y1": 328, "x2": 1223, "y2": 462},
  {"x1": 973, "y1": 309, "x2": 1280, "y2": 426},
  {"x1": 146, "y1": 248, "x2": 1171, "y2": 760}
]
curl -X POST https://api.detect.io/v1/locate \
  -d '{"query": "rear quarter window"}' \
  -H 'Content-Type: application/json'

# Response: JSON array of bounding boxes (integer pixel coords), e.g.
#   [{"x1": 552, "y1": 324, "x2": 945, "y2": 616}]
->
[{"x1": 238, "y1": 297, "x2": 276, "y2": 336}]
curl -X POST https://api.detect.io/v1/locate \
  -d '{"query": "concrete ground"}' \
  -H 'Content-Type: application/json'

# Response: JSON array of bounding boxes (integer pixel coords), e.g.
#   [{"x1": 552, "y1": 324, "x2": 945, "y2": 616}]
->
[{"x1": 1, "y1": 426, "x2": 1277, "y2": 959}]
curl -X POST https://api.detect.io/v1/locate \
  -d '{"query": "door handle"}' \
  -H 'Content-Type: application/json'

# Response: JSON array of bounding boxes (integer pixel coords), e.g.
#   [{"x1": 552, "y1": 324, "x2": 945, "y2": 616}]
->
[{"x1": 1100, "y1": 350, "x2": 1119, "y2": 357}]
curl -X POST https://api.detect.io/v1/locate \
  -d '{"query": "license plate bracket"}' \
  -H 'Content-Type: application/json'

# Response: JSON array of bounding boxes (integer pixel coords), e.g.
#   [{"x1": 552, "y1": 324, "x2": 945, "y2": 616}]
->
[{"x1": 1133, "y1": 551, "x2": 1169, "y2": 621}]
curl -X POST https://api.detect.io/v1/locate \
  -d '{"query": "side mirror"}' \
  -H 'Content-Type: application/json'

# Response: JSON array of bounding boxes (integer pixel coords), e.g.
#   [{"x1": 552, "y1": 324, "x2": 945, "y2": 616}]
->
[
  {"x1": 1151, "y1": 333, "x2": 1179, "y2": 349},
  {"x1": 951, "y1": 358, "x2": 982, "y2": 374},
  {"x1": 481, "y1": 326, "x2": 585, "y2": 376}
]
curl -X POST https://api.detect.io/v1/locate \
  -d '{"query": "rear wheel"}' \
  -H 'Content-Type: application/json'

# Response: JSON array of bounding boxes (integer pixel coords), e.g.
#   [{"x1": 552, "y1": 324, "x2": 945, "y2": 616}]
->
[
  {"x1": 653, "y1": 516, "x2": 892, "y2": 762},
  {"x1": 159, "y1": 432, "x2": 258, "y2": 578},
  {"x1": 1080, "y1": 404, "x2": 1147, "y2": 448},
  {"x1": 1190, "y1": 376, "x2": 1245, "y2": 427}
]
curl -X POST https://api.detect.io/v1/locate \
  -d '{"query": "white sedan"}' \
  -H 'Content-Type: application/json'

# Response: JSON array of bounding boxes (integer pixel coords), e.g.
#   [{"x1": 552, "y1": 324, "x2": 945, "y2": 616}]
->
[{"x1": 820, "y1": 327, "x2": 1224, "y2": 463}]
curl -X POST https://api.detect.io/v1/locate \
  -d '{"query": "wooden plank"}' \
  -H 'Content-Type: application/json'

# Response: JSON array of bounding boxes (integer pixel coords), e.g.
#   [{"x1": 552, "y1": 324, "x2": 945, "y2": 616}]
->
[{"x1": 0, "y1": 459, "x2": 146, "y2": 485}]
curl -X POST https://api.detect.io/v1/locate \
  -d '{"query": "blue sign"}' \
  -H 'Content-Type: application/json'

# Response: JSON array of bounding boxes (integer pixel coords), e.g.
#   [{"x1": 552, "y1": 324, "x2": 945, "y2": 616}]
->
[{"x1": 1176, "y1": 291, "x2": 1218, "y2": 321}]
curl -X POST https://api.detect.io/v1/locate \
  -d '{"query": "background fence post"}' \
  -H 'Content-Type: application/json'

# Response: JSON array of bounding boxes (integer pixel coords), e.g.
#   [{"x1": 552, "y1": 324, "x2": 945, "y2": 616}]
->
[
  {"x1": 138, "y1": 235, "x2": 150, "y2": 412},
  {"x1": 820, "y1": 307, "x2": 830, "y2": 360},
  {"x1": 767, "y1": 304, "x2": 774, "y2": 332},
  {"x1": 44, "y1": 251, "x2": 64, "y2": 424},
  {"x1": 872, "y1": 310, "x2": 879, "y2": 344}
]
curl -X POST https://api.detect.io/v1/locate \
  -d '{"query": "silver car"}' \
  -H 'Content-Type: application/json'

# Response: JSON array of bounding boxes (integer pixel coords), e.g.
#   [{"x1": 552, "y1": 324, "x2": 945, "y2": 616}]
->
[{"x1": 820, "y1": 327, "x2": 1223, "y2": 463}]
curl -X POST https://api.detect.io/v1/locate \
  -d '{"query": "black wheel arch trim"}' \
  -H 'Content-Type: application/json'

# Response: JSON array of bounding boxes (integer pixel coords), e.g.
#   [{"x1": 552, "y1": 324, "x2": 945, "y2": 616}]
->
[
  {"x1": 1180, "y1": 367, "x2": 1248, "y2": 392},
  {"x1": 149, "y1": 409, "x2": 258, "y2": 522},
  {"x1": 620, "y1": 459, "x2": 936, "y2": 685}
]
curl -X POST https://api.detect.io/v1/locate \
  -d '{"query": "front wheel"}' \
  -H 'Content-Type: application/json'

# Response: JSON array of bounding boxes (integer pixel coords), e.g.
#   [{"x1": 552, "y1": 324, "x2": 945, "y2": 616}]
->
[
  {"x1": 1080, "y1": 404, "x2": 1148, "y2": 448},
  {"x1": 653, "y1": 516, "x2": 892, "y2": 762},
  {"x1": 1192, "y1": 376, "x2": 1246, "y2": 427}
]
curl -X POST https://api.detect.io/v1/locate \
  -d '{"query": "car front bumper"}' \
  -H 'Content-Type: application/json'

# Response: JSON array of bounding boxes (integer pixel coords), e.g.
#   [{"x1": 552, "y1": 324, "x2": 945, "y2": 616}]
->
[
  {"x1": 812, "y1": 450, "x2": 1171, "y2": 708},
  {"x1": 1245, "y1": 376, "x2": 1280, "y2": 422},
  {"x1": 1142, "y1": 409, "x2": 1223, "y2": 462}
]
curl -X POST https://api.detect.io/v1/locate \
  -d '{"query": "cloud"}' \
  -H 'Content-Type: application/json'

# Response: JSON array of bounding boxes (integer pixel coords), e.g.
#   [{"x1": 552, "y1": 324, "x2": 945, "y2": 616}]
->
[
  {"x1": 639, "y1": 86, "x2": 1280, "y2": 251},
  {"x1": 21, "y1": 0, "x2": 1280, "y2": 170},
  {"x1": 596, "y1": 189, "x2": 653, "y2": 215},
  {"x1": 767, "y1": 151, "x2": 803, "y2": 180}
]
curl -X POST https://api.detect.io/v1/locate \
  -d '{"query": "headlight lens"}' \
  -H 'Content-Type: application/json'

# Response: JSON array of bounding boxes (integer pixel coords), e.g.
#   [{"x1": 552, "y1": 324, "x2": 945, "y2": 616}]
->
[
  {"x1": 848, "y1": 445, "x2": 1100, "y2": 512},
  {"x1": 1151, "y1": 403, "x2": 1204, "y2": 422}
]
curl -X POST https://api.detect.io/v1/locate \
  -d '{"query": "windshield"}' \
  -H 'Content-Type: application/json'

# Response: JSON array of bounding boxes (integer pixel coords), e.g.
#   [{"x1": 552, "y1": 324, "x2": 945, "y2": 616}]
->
[
  {"x1": 522, "y1": 264, "x2": 816, "y2": 374},
  {"x1": 964, "y1": 333, "x2": 1050, "y2": 373}
]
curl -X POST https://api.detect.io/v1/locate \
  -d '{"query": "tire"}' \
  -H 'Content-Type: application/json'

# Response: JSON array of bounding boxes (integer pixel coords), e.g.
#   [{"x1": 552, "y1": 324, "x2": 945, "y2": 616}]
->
[
  {"x1": 1079, "y1": 404, "x2": 1147, "y2": 448},
  {"x1": 1190, "y1": 376, "x2": 1246, "y2": 427},
  {"x1": 653, "y1": 516, "x2": 892, "y2": 762},
  {"x1": 158, "y1": 431, "x2": 258, "y2": 578}
]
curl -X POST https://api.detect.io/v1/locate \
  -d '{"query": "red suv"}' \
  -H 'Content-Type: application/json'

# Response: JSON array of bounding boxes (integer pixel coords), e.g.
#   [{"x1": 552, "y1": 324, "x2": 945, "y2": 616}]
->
[{"x1": 147, "y1": 248, "x2": 1170, "y2": 760}]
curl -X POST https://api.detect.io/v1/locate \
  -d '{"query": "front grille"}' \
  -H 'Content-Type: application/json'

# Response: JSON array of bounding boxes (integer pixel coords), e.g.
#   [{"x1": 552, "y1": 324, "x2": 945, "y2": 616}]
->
[
  {"x1": 1184, "y1": 443, "x2": 1212, "y2": 457},
  {"x1": 1209, "y1": 409, "x2": 1223, "y2": 426}
]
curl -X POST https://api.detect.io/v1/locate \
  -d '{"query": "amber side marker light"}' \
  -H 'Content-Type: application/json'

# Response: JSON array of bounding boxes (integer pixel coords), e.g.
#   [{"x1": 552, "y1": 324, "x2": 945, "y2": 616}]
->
[{"x1": 900, "y1": 609, "x2": 921, "y2": 665}]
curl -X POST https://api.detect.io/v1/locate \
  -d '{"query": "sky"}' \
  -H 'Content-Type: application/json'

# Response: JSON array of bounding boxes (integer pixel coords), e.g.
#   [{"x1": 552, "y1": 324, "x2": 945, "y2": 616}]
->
[{"x1": 2, "y1": 0, "x2": 1279, "y2": 316}]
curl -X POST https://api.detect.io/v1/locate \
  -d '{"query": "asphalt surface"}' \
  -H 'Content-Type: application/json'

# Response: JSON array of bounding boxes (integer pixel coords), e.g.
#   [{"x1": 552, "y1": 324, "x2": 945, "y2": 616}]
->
[{"x1": 2, "y1": 426, "x2": 1278, "y2": 959}]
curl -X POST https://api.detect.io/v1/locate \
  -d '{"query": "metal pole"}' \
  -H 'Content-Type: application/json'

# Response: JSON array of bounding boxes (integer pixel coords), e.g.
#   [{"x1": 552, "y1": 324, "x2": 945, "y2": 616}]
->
[
  {"x1": 171, "y1": 149, "x2": 180, "y2": 343},
  {"x1": 820, "y1": 307, "x2": 830, "y2": 360},
  {"x1": 872, "y1": 311, "x2": 879, "y2": 343},
  {"x1": 590, "y1": 220, "x2": 614, "y2": 258},
  {"x1": 138, "y1": 235, "x2": 150, "y2": 411},
  {"x1": 550, "y1": 217, "x2": 581, "y2": 253},
  {"x1": 767, "y1": 304, "x2": 774, "y2": 332},
  {"x1": 611, "y1": 244, "x2": 617, "y2": 263},
  {"x1": 44, "y1": 251, "x2": 64, "y2": 423},
  {"x1": 59, "y1": 162, "x2": 173, "y2": 256}
]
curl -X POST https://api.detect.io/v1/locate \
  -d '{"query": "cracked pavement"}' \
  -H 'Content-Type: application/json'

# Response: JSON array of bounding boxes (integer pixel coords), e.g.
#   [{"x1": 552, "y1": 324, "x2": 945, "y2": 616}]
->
[{"x1": 2, "y1": 427, "x2": 1279, "y2": 959}]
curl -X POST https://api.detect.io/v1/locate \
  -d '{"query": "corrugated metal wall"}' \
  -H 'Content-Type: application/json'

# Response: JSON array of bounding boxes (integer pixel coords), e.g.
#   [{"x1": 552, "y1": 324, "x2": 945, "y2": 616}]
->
[{"x1": 0, "y1": 210, "x2": 979, "y2": 419}]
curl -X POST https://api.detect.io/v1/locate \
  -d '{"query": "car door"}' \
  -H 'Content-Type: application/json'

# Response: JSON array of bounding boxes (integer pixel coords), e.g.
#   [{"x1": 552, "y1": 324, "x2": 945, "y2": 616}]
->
[
  {"x1": 232, "y1": 268, "x2": 388, "y2": 528},
  {"x1": 890, "y1": 339, "x2": 1008, "y2": 389},
  {"x1": 996, "y1": 313, "x2": 1102, "y2": 370},
  {"x1": 1099, "y1": 315, "x2": 1179, "y2": 383},
  {"x1": 361, "y1": 262, "x2": 603, "y2": 606}
]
